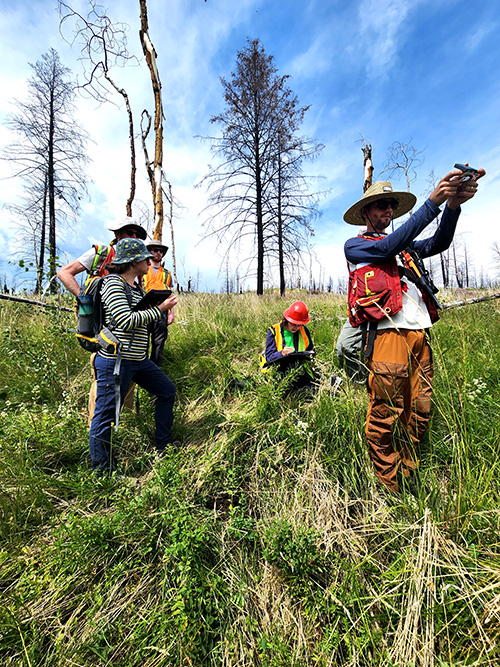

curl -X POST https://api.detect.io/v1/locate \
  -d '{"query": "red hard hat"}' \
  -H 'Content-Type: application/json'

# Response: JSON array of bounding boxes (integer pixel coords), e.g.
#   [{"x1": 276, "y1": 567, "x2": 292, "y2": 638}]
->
[{"x1": 283, "y1": 301, "x2": 310, "y2": 325}]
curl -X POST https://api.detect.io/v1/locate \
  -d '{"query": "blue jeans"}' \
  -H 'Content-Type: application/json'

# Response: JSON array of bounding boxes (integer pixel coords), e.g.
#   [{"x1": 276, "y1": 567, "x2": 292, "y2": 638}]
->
[{"x1": 89, "y1": 354, "x2": 176, "y2": 472}]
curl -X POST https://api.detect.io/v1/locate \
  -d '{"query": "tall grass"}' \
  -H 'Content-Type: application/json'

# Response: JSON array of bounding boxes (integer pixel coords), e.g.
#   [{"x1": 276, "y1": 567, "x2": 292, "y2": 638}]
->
[{"x1": 0, "y1": 291, "x2": 499, "y2": 666}]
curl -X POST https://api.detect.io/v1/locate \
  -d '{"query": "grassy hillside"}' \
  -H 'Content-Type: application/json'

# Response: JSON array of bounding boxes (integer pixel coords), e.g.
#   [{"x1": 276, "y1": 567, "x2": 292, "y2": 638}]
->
[{"x1": 1, "y1": 291, "x2": 499, "y2": 666}]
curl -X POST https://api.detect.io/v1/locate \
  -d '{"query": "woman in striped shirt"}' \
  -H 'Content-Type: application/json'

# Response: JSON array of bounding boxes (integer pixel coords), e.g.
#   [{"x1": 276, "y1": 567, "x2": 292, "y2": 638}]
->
[{"x1": 89, "y1": 238, "x2": 178, "y2": 473}]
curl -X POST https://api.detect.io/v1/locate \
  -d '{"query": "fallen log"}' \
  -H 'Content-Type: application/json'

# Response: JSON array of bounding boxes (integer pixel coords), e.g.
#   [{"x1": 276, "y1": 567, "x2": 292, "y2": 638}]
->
[
  {"x1": 441, "y1": 293, "x2": 500, "y2": 310},
  {"x1": 0, "y1": 293, "x2": 73, "y2": 312}
]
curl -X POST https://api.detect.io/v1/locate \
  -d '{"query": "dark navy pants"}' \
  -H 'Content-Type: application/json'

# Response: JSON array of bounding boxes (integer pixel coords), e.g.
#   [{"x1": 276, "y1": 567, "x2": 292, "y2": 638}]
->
[
  {"x1": 149, "y1": 315, "x2": 168, "y2": 367},
  {"x1": 89, "y1": 354, "x2": 176, "y2": 472}
]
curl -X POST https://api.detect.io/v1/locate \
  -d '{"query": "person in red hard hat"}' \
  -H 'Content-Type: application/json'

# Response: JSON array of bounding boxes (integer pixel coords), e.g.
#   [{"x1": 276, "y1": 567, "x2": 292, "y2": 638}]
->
[{"x1": 261, "y1": 301, "x2": 317, "y2": 390}]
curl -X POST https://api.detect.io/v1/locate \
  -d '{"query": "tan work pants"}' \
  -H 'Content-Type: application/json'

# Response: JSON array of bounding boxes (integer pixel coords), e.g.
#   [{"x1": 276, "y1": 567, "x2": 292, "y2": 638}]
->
[
  {"x1": 366, "y1": 328, "x2": 433, "y2": 492},
  {"x1": 88, "y1": 353, "x2": 136, "y2": 427}
]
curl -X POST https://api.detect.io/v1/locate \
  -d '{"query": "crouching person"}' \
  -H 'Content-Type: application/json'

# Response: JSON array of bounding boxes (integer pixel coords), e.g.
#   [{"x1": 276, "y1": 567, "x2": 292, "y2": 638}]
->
[
  {"x1": 89, "y1": 238, "x2": 178, "y2": 474},
  {"x1": 260, "y1": 301, "x2": 317, "y2": 391}
]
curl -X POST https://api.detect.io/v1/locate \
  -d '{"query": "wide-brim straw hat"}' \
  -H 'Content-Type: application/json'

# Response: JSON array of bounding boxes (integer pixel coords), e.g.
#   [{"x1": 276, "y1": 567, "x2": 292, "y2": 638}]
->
[
  {"x1": 111, "y1": 238, "x2": 154, "y2": 264},
  {"x1": 146, "y1": 239, "x2": 169, "y2": 254},
  {"x1": 343, "y1": 181, "x2": 417, "y2": 225},
  {"x1": 108, "y1": 216, "x2": 147, "y2": 240}
]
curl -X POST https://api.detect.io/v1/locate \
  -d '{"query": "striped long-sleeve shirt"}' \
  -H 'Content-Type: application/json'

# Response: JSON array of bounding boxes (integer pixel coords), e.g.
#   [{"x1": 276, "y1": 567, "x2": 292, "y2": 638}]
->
[{"x1": 99, "y1": 274, "x2": 162, "y2": 361}]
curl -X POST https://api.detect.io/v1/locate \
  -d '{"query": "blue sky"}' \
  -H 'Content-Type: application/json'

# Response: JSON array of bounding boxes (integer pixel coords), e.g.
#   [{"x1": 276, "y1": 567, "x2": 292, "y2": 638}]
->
[{"x1": 0, "y1": 0, "x2": 498, "y2": 291}]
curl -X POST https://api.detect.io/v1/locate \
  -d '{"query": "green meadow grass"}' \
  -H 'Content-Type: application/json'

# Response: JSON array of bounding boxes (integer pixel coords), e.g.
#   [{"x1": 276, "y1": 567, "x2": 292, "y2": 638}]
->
[{"x1": 0, "y1": 291, "x2": 499, "y2": 666}]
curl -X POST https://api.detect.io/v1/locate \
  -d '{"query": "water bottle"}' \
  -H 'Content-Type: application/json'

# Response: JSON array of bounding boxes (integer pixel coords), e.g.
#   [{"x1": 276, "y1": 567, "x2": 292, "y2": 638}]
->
[
  {"x1": 77, "y1": 294, "x2": 94, "y2": 338},
  {"x1": 78, "y1": 294, "x2": 93, "y2": 316}
]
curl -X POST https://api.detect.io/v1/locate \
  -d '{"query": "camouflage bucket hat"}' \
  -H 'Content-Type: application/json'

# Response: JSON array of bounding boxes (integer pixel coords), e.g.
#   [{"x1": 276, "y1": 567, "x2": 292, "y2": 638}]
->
[
  {"x1": 112, "y1": 238, "x2": 154, "y2": 264},
  {"x1": 343, "y1": 181, "x2": 417, "y2": 225}
]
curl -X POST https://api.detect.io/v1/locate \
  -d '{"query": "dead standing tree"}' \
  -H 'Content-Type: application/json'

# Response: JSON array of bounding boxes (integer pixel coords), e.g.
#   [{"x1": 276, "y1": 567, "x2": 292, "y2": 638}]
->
[
  {"x1": 139, "y1": 0, "x2": 165, "y2": 243},
  {"x1": 199, "y1": 38, "x2": 321, "y2": 295},
  {"x1": 268, "y1": 136, "x2": 323, "y2": 296},
  {"x1": 164, "y1": 180, "x2": 179, "y2": 289},
  {"x1": 58, "y1": 0, "x2": 137, "y2": 215},
  {"x1": 380, "y1": 140, "x2": 424, "y2": 216},
  {"x1": 493, "y1": 242, "x2": 500, "y2": 282},
  {"x1": 361, "y1": 139, "x2": 374, "y2": 193},
  {"x1": 140, "y1": 108, "x2": 178, "y2": 286},
  {"x1": 2, "y1": 49, "x2": 89, "y2": 293}
]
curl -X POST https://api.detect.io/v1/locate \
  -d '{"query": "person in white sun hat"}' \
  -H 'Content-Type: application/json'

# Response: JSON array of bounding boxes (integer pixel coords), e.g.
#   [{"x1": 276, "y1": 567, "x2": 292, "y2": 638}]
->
[{"x1": 57, "y1": 216, "x2": 148, "y2": 423}]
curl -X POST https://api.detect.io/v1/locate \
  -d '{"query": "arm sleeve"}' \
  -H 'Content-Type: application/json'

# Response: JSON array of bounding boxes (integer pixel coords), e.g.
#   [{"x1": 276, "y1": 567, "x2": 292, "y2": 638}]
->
[
  {"x1": 411, "y1": 204, "x2": 460, "y2": 258},
  {"x1": 344, "y1": 199, "x2": 445, "y2": 264},
  {"x1": 264, "y1": 327, "x2": 283, "y2": 363},
  {"x1": 101, "y1": 276, "x2": 162, "y2": 332},
  {"x1": 76, "y1": 248, "x2": 97, "y2": 271}
]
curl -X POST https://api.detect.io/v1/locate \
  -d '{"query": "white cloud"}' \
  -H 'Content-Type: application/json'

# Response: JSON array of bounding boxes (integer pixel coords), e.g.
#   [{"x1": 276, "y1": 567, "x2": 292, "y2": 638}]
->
[
  {"x1": 358, "y1": 0, "x2": 423, "y2": 76},
  {"x1": 465, "y1": 22, "x2": 499, "y2": 52}
]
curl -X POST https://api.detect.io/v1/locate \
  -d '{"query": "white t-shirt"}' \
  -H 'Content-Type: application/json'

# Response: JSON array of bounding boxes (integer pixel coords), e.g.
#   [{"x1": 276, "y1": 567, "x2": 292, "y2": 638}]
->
[
  {"x1": 377, "y1": 279, "x2": 432, "y2": 331},
  {"x1": 77, "y1": 247, "x2": 98, "y2": 272}
]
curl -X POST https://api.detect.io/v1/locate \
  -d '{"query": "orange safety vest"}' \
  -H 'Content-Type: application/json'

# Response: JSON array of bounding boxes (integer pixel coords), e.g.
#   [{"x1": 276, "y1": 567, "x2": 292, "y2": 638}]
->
[
  {"x1": 271, "y1": 323, "x2": 310, "y2": 352},
  {"x1": 259, "y1": 323, "x2": 311, "y2": 373},
  {"x1": 84, "y1": 245, "x2": 115, "y2": 287},
  {"x1": 144, "y1": 266, "x2": 173, "y2": 292}
]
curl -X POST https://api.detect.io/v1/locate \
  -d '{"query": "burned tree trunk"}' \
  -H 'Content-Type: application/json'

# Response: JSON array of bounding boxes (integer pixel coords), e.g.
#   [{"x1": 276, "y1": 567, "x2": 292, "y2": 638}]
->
[
  {"x1": 362, "y1": 141, "x2": 374, "y2": 193},
  {"x1": 164, "y1": 180, "x2": 178, "y2": 290},
  {"x1": 139, "y1": 0, "x2": 164, "y2": 241},
  {"x1": 34, "y1": 174, "x2": 49, "y2": 294},
  {"x1": 140, "y1": 110, "x2": 154, "y2": 187}
]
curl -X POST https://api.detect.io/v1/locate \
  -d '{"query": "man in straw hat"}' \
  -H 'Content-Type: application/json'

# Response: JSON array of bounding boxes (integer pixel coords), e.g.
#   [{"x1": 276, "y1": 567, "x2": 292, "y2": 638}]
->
[{"x1": 343, "y1": 167, "x2": 485, "y2": 494}]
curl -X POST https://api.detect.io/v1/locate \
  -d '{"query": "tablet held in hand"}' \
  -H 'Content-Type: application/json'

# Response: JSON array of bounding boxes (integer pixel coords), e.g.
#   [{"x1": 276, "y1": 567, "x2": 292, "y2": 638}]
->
[{"x1": 133, "y1": 289, "x2": 173, "y2": 311}]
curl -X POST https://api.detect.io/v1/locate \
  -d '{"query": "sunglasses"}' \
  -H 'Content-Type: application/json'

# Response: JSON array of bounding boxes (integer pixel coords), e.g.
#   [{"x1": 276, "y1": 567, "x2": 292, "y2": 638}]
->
[
  {"x1": 123, "y1": 227, "x2": 141, "y2": 238},
  {"x1": 150, "y1": 248, "x2": 165, "y2": 254},
  {"x1": 373, "y1": 198, "x2": 399, "y2": 211}
]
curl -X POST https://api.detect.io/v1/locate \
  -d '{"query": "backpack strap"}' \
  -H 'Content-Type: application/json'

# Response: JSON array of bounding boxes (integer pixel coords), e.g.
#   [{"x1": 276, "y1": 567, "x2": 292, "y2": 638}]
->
[
  {"x1": 361, "y1": 321, "x2": 378, "y2": 360},
  {"x1": 91, "y1": 244, "x2": 115, "y2": 277},
  {"x1": 113, "y1": 348, "x2": 123, "y2": 432}
]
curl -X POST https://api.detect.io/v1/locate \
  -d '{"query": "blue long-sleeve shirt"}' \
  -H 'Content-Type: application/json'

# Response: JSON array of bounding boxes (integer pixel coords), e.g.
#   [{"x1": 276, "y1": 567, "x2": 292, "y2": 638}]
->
[{"x1": 344, "y1": 199, "x2": 461, "y2": 265}]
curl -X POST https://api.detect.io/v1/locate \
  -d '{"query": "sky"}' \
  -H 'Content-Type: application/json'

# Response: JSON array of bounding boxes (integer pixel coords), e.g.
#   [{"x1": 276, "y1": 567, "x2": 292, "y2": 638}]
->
[{"x1": 0, "y1": 0, "x2": 499, "y2": 293}]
